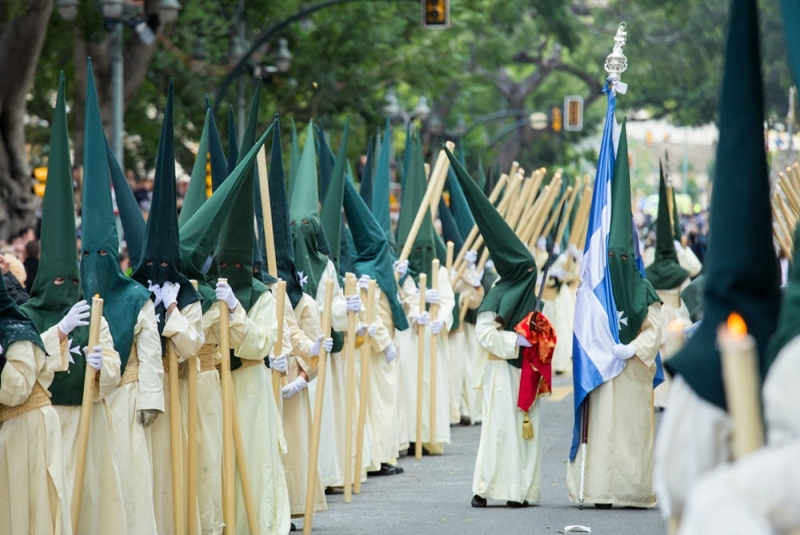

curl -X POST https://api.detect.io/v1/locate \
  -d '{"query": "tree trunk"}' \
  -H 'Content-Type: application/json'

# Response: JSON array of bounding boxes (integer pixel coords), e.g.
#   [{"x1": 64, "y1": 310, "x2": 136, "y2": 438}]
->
[{"x1": 0, "y1": 0, "x2": 54, "y2": 240}]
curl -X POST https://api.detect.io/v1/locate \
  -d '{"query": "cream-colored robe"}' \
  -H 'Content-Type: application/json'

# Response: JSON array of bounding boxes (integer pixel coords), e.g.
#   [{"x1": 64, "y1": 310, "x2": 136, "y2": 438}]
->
[
  {"x1": 398, "y1": 265, "x2": 454, "y2": 448},
  {"x1": 146, "y1": 300, "x2": 204, "y2": 535},
  {"x1": 653, "y1": 280, "x2": 691, "y2": 409},
  {"x1": 471, "y1": 311, "x2": 543, "y2": 503},
  {"x1": 103, "y1": 299, "x2": 161, "y2": 535},
  {"x1": 45, "y1": 320, "x2": 128, "y2": 535},
  {"x1": 567, "y1": 303, "x2": 662, "y2": 507},
  {"x1": 547, "y1": 253, "x2": 580, "y2": 374},
  {"x1": 204, "y1": 291, "x2": 290, "y2": 535},
  {"x1": 0, "y1": 340, "x2": 69, "y2": 535},
  {"x1": 275, "y1": 289, "x2": 326, "y2": 517},
  {"x1": 451, "y1": 267, "x2": 484, "y2": 425}
]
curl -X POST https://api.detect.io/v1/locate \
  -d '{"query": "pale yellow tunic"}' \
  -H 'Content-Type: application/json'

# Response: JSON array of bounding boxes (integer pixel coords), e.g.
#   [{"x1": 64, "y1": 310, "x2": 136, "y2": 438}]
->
[
  {"x1": 276, "y1": 290, "x2": 326, "y2": 517},
  {"x1": 471, "y1": 311, "x2": 542, "y2": 503},
  {"x1": 103, "y1": 299, "x2": 161, "y2": 535},
  {"x1": 0, "y1": 340, "x2": 69, "y2": 535},
  {"x1": 205, "y1": 291, "x2": 290, "y2": 535},
  {"x1": 567, "y1": 303, "x2": 662, "y2": 507},
  {"x1": 146, "y1": 300, "x2": 204, "y2": 535},
  {"x1": 451, "y1": 267, "x2": 484, "y2": 425},
  {"x1": 45, "y1": 321, "x2": 128, "y2": 535},
  {"x1": 398, "y1": 265, "x2": 454, "y2": 448},
  {"x1": 653, "y1": 281, "x2": 691, "y2": 409}
]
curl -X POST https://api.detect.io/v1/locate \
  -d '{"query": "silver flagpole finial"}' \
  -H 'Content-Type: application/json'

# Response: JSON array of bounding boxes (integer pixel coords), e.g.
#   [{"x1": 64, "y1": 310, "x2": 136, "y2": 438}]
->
[{"x1": 604, "y1": 22, "x2": 628, "y2": 84}]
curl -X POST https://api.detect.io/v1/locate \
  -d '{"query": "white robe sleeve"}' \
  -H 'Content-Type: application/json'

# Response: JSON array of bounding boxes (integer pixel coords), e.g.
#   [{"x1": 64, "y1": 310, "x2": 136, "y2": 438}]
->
[
  {"x1": 162, "y1": 300, "x2": 204, "y2": 362},
  {"x1": 229, "y1": 292, "x2": 278, "y2": 361},
  {"x1": 135, "y1": 299, "x2": 166, "y2": 412},
  {"x1": 435, "y1": 265, "x2": 455, "y2": 332},
  {"x1": 0, "y1": 341, "x2": 38, "y2": 407},
  {"x1": 401, "y1": 276, "x2": 421, "y2": 323},
  {"x1": 629, "y1": 302, "x2": 662, "y2": 368},
  {"x1": 676, "y1": 244, "x2": 703, "y2": 278},
  {"x1": 475, "y1": 311, "x2": 518, "y2": 360}
]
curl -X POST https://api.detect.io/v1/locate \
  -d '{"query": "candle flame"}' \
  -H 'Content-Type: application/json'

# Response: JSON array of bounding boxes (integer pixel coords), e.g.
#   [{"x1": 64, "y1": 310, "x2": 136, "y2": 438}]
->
[{"x1": 728, "y1": 313, "x2": 747, "y2": 336}]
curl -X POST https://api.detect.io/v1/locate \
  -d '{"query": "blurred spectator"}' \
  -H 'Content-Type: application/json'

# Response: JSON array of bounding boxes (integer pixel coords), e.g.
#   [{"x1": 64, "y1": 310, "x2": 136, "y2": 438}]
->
[
  {"x1": 23, "y1": 239, "x2": 39, "y2": 293},
  {"x1": 0, "y1": 253, "x2": 29, "y2": 304}
]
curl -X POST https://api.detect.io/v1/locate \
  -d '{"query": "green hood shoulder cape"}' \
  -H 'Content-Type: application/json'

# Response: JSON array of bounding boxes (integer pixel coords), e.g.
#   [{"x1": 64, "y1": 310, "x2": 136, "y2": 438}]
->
[
  {"x1": 131, "y1": 81, "x2": 201, "y2": 333},
  {"x1": 665, "y1": 0, "x2": 782, "y2": 411},
  {"x1": 645, "y1": 162, "x2": 690, "y2": 290},
  {"x1": 80, "y1": 60, "x2": 150, "y2": 371},
  {"x1": 444, "y1": 144, "x2": 538, "y2": 369}
]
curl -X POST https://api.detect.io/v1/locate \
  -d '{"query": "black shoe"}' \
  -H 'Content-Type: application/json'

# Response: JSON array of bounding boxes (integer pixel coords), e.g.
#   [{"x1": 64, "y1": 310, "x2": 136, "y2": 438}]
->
[
  {"x1": 392, "y1": 465, "x2": 404, "y2": 474},
  {"x1": 471, "y1": 495, "x2": 487, "y2": 508},
  {"x1": 595, "y1": 503, "x2": 612, "y2": 509},
  {"x1": 506, "y1": 500, "x2": 529, "y2": 508},
  {"x1": 290, "y1": 523, "x2": 297, "y2": 532},
  {"x1": 369, "y1": 465, "x2": 397, "y2": 476},
  {"x1": 459, "y1": 416, "x2": 472, "y2": 426},
  {"x1": 407, "y1": 443, "x2": 430, "y2": 456}
]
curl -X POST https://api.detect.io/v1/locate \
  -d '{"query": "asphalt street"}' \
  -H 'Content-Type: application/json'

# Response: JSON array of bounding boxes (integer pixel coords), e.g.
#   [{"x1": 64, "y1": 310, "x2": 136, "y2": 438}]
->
[{"x1": 309, "y1": 374, "x2": 668, "y2": 535}]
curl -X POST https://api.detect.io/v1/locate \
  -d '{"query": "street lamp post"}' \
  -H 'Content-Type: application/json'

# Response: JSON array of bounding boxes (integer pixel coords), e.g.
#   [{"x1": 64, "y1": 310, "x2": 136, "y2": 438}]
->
[{"x1": 57, "y1": 0, "x2": 183, "y2": 164}]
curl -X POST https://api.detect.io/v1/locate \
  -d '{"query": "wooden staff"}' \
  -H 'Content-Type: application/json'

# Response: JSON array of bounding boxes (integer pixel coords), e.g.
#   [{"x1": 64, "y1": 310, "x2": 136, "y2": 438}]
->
[
  {"x1": 772, "y1": 202, "x2": 794, "y2": 261},
  {"x1": 778, "y1": 193, "x2": 798, "y2": 231},
  {"x1": 71, "y1": 295, "x2": 103, "y2": 535},
  {"x1": 167, "y1": 341, "x2": 186, "y2": 535},
  {"x1": 445, "y1": 241, "x2": 454, "y2": 274},
  {"x1": 273, "y1": 281, "x2": 287, "y2": 409},
  {"x1": 187, "y1": 280, "x2": 199, "y2": 535},
  {"x1": 516, "y1": 185, "x2": 551, "y2": 242},
  {"x1": 231, "y1": 396, "x2": 258, "y2": 535},
  {"x1": 452, "y1": 174, "x2": 509, "y2": 274},
  {"x1": 354, "y1": 280, "x2": 376, "y2": 495},
  {"x1": 344, "y1": 273, "x2": 358, "y2": 503},
  {"x1": 779, "y1": 173, "x2": 800, "y2": 215},
  {"x1": 512, "y1": 169, "x2": 545, "y2": 235},
  {"x1": 528, "y1": 174, "x2": 564, "y2": 246},
  {"x1": 564, "y1": 186, "x2": 594, "y2": 271},
  {"x1": 415, "y1": 273, "x2": 427, "y2": 460},
  {"x1": 218, "y1": 279, "x2": 236, "y2": 535},
  {"x1": 257, "y1": 147, "x2": 285, "y2": 404},
  {"x1": 429, "y1": 259, "x2": 440, "y2": 444},
  {"x1": 303, "y1": 280, "x2": 334, "y2": 535},
  {"x1": 785, "y1": 166, "x2": 800, "y2": 205},
  {"x1": 429, "y1": 142, "x2": 457, "y2": 221},
  {"x1": 396, "y1": 142, "x2": 455, "y2": 273},
  {"x1": 556, "y1": 184, "x2": 579, "y2": 246},
  {"x1": 542, "y1": 187, "x2": 573, "y2": 239}
]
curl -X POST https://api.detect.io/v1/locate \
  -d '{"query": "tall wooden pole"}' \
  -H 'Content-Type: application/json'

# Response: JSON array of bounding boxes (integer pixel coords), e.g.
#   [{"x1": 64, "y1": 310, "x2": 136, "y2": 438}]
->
[
  {"x1": 343, "y1": 274, "x2": 358, "y2": 503},
  {"x1": 167, "y1": 341, "x2": 186, "y2": 535},
  {"x1": 353, "y1": 280, "x2": 376, "y2": 494},
  {"x1": 415, "y1": 274, "x2": 427, "y2": 460},
  {"x1": 428, "y1": 259, "x2": 440, "y2": 445},
  {"x1": 71, "y1": 295, "x2": 103, "y2": 535},
  {"x1": 273, "y1": 281, "x2": 287, "y2": 409},
  {"x1": 187, "y1": 281, "x2": 199, "y2": 535},
  {"x1": 218, "y1": 280, "x2": 236, "y2": 535},
  {"x1": 304, "y1": 280, "x2": 335, "y2": 535}
]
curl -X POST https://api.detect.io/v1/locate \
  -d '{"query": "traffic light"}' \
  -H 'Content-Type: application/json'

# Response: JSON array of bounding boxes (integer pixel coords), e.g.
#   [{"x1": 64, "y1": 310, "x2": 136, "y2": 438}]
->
[
  {"x1": 33, "y1": 166, "x2": 47, "y2": 197},
  {"x1": 564, "y1": 96, "x2": 583, "y2": 132},
  {"x1": 551, "y1": 107, "x2": 562, "y2": 133},
  {"x1": 422, "y1": 0, "x2": 449, "y2": 29}
]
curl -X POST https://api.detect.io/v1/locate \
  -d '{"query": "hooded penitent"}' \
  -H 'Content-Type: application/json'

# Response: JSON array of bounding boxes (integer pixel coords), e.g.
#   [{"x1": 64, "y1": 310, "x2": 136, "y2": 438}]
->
[
  {"x1": 80, "y1": 59, "x2": 150, "y2": 371},
  {"x1": 608, "y1": 121, "x2": 661, "y2": 345},
  {"x1": 343, "y1": 177, "x2": 409, "y2": 331},
  {"x1": 131, "y1": 81, "x2": 201, "y2": 332},
  {"x1": 290, "y1": 122, "x2": 329, "y2": 299},
  {"x1": 665, "y1": 0, "x2": 781, "y2": 411},
  {"x1": 107, "y1": 137, "x2": 144, "y2": 267},
  {"x1": 373, "y1": 119, "x2": 395, "y2": 250},
  {"x1": 266, "y1": 117, "x2": 303, "y2": 308},
  {"x1": 318, "y1": 120, "x2": 350, "y2": 273},
  {"x1": 395, "y1": 132, "x2": 436, "y2": 287},
  {"x1": 645, "y1": 163, "x2": 690, "y2": 290}
]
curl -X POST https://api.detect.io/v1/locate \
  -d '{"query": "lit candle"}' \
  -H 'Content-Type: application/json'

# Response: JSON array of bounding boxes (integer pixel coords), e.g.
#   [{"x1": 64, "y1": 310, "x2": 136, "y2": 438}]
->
[{"x1": 718, "y1": 312, "x2": 765, "y2": 460}]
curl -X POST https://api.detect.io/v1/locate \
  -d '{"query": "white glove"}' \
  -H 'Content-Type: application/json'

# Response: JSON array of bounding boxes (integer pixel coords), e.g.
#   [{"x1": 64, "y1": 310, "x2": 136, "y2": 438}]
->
[
  {"x1": 270, "y1": 353, "x2": 288, "y2": 373},
  {"x1": 84, "y1": 345, "x2": 103, "y2": 370},
  {"x1": 58, "y1": 300, "x2": 90, "y2": 336},
  {"x1": 568, "y1": 244, "x2": 582, "y2": 262},
  {"x1": 137, "y1": 409, "x2": 160, "y2": 427},
  {"x1": 357, "y1": 274, "x2": 371, "y2": 290},
  {"x1": 536, "y1": 237, "x2": 547, "y2": 251},
  {"x1": 485, "y1": 259, "x2": 495, "y2": 270},
  {"x1": 415, "y1": 311, "x2": 430, "y2": 326},
  {"x1": 215, "y1": 281, "x2": 238, "y2": 312},
  {"x1": 471, "y1": 271, "x2": 484, "y2": 288},
  {"x1": 553, "y1": 243, "x2": 561, "y2": 255},
  {"x1": 384, "y1": 343, "x2": 398, "y2": 364},
  {"x1": 549, "y1": 266, "x2": 566, "y2": 281},
  {"x1": 282, "y1": 376, "x2": 308, "y2": 399},
  {"x1": 309, "y1": 334, "x2": 324, "y2": 356},
  {"x1": 393, "y1": 259, "x2": 408, "y2": 278},
  {"x1": 322, "y1": 337, "x2": 334, "y2": 353},
  {"x1": 429, "y1": 319, "x2": 444, "y2": 335},
  {"x1": 465, "y1": 250, "x2": 478, "y2": 266},
  {"x1": 357, "y1": 323, "x2": 378, "y2": 337},
  {"x1": 515, "y1": 334, "x2": 533, "y2": 348},
  {"x1": 424, "y1": 288, "x2": 440, "y2": 305},
  {"x1": 612, "y1": 343, "x2": 636, "y2": 360},
  {"x1": 147, "y1": 280, "x2": 163, "y2": 307},
  {"x1": 160, "y1": 281, "x2": 180, "y2": 308},
  {"x1": 346, "y1": 294, "x2": 362, "y2": 313}
]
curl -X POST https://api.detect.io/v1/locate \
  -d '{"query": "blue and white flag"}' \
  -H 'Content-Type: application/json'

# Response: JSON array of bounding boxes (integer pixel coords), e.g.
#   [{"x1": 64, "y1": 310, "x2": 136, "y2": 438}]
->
[{"x1": 570, "y1": 87, "x2": 623, "y2": 461}]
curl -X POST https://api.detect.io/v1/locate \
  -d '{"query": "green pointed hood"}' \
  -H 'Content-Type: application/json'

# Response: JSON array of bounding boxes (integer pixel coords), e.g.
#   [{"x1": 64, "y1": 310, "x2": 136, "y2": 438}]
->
[
  {"x1": 446, "y1": 166, "x2": 476, "y2": 241},
  {"x1": 476, "y1": 154, "x2": 487, "y2": 193},
  {"x1": 444, "y1": 144, "x2": 537, "y2": 365},
  {"x1": 343, "y1": 177, "x2": 408, "y2": 330},
  {"x1": 20, "y1": 72, "x2": 80, "y2": 347},
  {"x1": 646, "y1": 163, "x2": 690, "y2": 290},
  {"x1": 373, "y1": 119, "x2": 395, "y2": 249},
  {"x1": 267, "y1": 116, "x2": 304, "y2": 308},
  {"x1": 396, "y1": 132, "x2": 436, "y2": 287},
  {"x1": 288, "y1": 119, "x2": 301, "y2": 201},
  {"x1": 212, "y1": 84, "x2": 267, "y2": 311},
  {"x1": 227, "y1": 106, "x2": 239, "y2": 177},
  {"x1": 179, "y1": 110, "x2": 212, "y2": 226},
  {"x1": 253, "y1": 175, "x2": 278, "y2": 286},
  {"x1": 671, "y1": 185, "x2": 681, "y2": 242},
  {"x1": 290, "y1": 121, "x2": 329, "y2": 297},
  {"x1": 106, "y1": 138, "x2": 144, "y2": 267},
  {"x1": 132, "y1": 81, "x2": 201, "y2": 329},
  {"x1": 80, "y1": 59, "x2": 150, "y2": 369},
  {"x1": 666, "y1": 0, "x2": 782, "y2": 412},
  {"x1": 359, "y1": 136, "x2": 374, "y2": 209},
  {"x1": 319, "y1": 120, "x2": 349, "y2": 272},
  {"x1": 438, "y1": 196, "x2": 464, "y2": 253},
  {"x1": 317, "y1": 122, "x2": 333, "y2": 201},
  {"x1": 608, "y1": 121, "x2": 660, "y2": 344}
]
